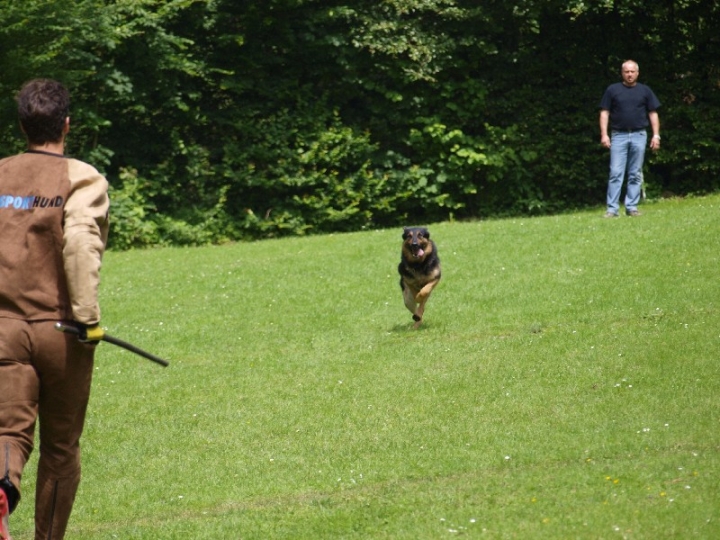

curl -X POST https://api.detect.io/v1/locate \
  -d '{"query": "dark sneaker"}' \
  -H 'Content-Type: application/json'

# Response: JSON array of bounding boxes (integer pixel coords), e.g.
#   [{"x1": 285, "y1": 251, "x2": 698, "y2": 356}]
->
[
  {"x1": 604, "y1": 212, "x2": 619, "y2": 218},
  {"x1": 626, "y1": 210, "x2": 642, "y2": 217},
  {"x1": 0, "y1": 488, "x2": 10, "y2": 540}
]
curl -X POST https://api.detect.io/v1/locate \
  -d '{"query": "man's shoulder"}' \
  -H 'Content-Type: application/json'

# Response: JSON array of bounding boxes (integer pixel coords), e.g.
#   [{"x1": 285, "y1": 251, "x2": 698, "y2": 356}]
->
[
  {"x1": 66, "y1": 157, "x2": 98, "y2": 171},
  {"x1": 0, "y1": 152, "x2": 55, "y2": 171},
  {"x1": 65, "y1": 157, "x2": 105, "y2": 179},
  {"x1": 636, "y1": 83, "x2": 661, "y2": 107},
  {"x1": 601, "y1": 82, "x2": 626, "y2": 100},
  {"x1": 599, "y1": 82, "x2": 624, "y2": 108},
  {"x1": 66, "y1": 158, "x2": 108, "y2": 190}
]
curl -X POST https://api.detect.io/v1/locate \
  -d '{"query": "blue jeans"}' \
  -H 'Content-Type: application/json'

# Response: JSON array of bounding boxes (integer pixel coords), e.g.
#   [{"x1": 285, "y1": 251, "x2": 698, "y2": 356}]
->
[{"x1": 607, "y1": 130, "x2": 646, "y2": 215}]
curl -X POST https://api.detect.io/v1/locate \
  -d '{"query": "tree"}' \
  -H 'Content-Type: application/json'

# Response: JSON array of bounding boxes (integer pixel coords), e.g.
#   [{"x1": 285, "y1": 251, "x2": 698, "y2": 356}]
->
[{"x1": 2, "y1": 0, "x2": 718, "y2": 248}]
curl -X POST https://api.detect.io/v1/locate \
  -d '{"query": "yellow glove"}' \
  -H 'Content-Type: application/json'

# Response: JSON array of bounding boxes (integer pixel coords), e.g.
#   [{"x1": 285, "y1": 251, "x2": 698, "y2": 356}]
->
[{"x1": 79, "y1": 324, "x2": 105, "y2": 343}]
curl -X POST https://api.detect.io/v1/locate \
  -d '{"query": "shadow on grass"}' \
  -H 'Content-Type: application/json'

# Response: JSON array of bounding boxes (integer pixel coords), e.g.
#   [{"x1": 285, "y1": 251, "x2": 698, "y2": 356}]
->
[{"x1": 388, "y1": 321, "x2": 439, "y2": 333}]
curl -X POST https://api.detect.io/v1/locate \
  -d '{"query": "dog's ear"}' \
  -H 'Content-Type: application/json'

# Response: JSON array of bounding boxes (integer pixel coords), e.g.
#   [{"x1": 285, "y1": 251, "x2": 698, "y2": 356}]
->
[
  {"x1": 402, "y1": 227, "x2": 410, "y2": 239},
  {"x1": 423, "y1": 229, "x2": 430, "y2": 240}
]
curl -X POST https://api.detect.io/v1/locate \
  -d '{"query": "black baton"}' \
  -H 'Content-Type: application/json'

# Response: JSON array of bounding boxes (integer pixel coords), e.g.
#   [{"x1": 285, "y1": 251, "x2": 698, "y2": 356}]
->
[{"x1": 55, "y1": 322, "x2": 170, "y2": 367}]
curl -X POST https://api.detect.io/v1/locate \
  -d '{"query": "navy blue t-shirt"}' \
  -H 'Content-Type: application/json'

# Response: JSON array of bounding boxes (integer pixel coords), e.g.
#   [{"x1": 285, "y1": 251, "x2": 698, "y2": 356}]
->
[{"x1": 599, "y1": 82, "x2": 661, "y2": 131}]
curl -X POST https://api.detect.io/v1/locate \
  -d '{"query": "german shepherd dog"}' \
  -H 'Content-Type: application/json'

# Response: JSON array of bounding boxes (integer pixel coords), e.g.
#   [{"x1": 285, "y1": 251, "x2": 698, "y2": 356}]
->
[{"x1": 398, "y1": 227, "x2": 441, "y2": 328}]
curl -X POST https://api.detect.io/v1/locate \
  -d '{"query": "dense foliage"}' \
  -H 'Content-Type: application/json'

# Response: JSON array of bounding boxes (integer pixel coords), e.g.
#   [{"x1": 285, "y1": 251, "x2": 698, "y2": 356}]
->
[{"x1": 1, "y1": 0, "x2": 718, "y2": 249}]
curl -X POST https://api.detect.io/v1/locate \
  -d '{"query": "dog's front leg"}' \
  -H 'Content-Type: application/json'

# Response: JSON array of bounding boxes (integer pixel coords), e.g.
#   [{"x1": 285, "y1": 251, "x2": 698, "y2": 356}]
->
[{"x1": 414, "y1": 279, "x2": 439, "y2": 305}]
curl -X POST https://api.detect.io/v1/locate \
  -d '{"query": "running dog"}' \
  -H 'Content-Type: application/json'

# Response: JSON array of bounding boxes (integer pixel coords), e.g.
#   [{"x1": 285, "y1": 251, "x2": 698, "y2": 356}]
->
[{"x1": 398, "y1": 227, "x2": 441, "y2": 328}]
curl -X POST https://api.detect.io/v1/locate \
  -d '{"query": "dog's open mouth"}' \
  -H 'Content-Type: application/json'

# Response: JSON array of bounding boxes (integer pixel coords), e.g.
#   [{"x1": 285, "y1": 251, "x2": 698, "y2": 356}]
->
[{"x1": 412, "y1": 248, "x2": 425, "y2": 258}]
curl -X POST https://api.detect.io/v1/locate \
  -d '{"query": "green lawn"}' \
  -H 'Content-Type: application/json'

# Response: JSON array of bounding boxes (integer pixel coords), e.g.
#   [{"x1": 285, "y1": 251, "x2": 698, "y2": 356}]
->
[{"x1": 12, "y1": 195, "x2": 720, "y2": 539}]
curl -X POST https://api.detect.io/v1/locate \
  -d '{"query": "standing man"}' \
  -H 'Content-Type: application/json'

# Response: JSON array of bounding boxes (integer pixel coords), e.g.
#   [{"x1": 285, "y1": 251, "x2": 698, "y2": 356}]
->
[
  {"x1": 599, "y1": 59, "x2": 661, "y2": 217},
  {"x1": 0, "y1": 79, "x2": 109, "y2": 539}
]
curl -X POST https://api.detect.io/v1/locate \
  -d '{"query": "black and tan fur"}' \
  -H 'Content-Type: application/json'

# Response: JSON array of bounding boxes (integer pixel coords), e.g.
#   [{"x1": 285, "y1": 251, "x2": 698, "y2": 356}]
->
[{"x1": 398, "y1": 227, "x2": 441, "y2": 328}]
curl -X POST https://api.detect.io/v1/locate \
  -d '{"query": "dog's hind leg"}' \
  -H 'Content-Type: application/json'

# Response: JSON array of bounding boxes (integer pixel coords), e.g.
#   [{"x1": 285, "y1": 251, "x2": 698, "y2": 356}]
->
[
  {"x1": 402, "y1": 285, "x2": 418, "y2": 317},
  {"x1": 413, "y1": 297, "x2": 427, "y2": 328},
  {"x1": 404, "y1": 286, "x2": 425, "y2": 328},
  {"x1": 412, "y1": 279, "x2": 439, "y2": 328}
]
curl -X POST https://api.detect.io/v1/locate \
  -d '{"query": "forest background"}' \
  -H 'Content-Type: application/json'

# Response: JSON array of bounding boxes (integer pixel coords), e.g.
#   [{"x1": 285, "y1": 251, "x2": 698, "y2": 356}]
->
[{"x1": 0, "y1": 0, "x2": 718, "y2": 249}]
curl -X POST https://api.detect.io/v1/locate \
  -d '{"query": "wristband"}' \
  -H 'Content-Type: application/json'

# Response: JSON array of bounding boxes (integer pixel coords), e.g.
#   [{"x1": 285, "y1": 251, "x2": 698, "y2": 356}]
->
[{"x1": 652, "y1": 135, "x2": 661, "y2": 140}]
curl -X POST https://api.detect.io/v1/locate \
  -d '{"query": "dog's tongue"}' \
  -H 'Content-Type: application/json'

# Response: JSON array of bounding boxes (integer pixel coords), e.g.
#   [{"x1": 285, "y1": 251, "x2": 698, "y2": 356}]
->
[{"x1": 416, "y1": 249, "x2": 425, "y2": 258}]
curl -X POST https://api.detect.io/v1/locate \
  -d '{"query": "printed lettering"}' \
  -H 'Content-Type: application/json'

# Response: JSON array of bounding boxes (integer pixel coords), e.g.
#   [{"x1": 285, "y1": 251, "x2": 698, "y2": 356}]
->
[{"x1": 0, "y1": 194, "x2": 63, "y2": 210}]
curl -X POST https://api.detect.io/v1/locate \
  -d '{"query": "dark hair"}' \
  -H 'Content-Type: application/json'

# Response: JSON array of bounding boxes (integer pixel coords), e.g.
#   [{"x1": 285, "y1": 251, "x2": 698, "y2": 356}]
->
[{"x1": 16, "y1": 79, "x2": 70, "y2": 145}]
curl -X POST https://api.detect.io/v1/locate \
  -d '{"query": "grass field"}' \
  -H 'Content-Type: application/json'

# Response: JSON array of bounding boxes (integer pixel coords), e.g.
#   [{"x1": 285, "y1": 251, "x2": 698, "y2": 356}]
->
[{"x1": 11, "y1": 195, "x2": 720, "y2": 539}]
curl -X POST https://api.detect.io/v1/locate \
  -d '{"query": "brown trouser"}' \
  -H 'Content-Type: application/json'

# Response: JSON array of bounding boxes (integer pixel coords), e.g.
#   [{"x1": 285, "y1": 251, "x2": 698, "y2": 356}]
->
[{"x1": 0, "y1": 319, "x2": 95, "y2": 540}]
